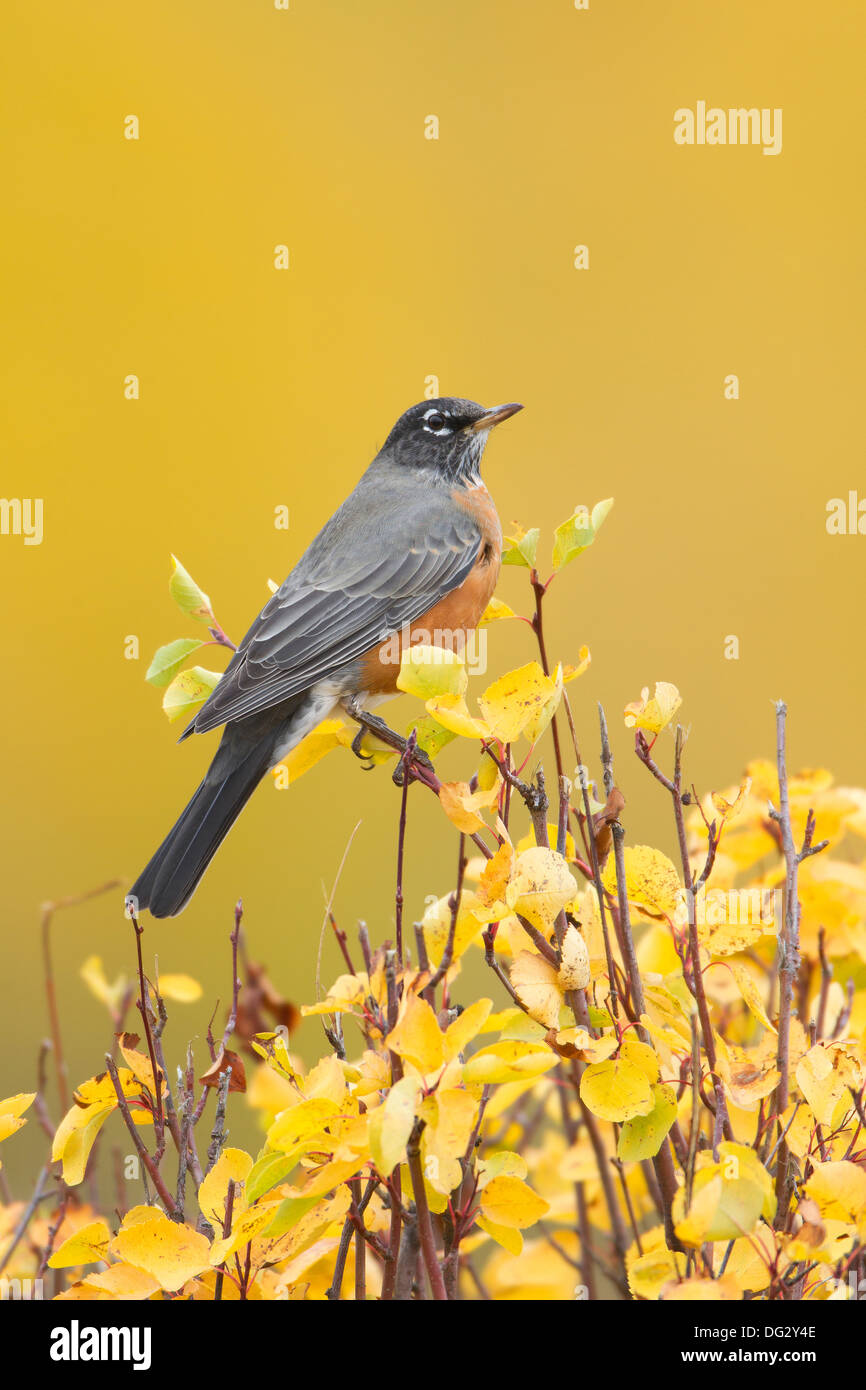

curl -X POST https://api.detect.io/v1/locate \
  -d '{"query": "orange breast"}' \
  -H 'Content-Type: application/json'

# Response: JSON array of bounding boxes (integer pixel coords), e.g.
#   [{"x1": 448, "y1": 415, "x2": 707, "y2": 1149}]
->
[{"x1": 358, "y1": 482, "x2": 502, "y2": 695}]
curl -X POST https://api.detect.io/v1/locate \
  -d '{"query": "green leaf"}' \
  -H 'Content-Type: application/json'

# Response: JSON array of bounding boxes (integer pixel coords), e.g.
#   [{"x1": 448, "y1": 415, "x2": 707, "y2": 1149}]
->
[
  {"x1": 145, "y1": 638, "x2": 204, "y2": 688},
  {"x1": 245, "y1": 1151, "x2": 296, "y2": 1206},
  {"x1": 501, "y1": 527, "x2": 540, "y2": 569},
  {"x1": 261, "y1": 1195, "x2": 321, "y2": 1240},
  {"x1": 551, "y1": 498, "x2": 613, "y2": 570},
  {"x1": 169, "y1": 555, "x2": 214, "y2": 624},
  {"x1": 161, "y1": 667, "x2": 221, "y2": 723},
  {"x1": 410, "y1": 714, "x2": 457, "y2": 759},
  {"x1": 616, "y1": 1082, "x2": 677, "y2": 1162}
]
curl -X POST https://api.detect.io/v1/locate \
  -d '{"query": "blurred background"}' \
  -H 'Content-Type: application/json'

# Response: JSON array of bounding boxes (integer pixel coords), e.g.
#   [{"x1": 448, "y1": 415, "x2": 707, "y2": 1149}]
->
[{"x1": 2, "y1": 0, "x2": 864, "y2": 1190}]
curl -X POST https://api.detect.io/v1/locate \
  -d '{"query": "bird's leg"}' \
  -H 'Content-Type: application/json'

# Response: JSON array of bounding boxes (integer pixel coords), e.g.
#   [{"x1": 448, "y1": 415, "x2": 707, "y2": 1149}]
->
[{"x1": 344, "y1": 698, "x2": 432, "y2": 783}]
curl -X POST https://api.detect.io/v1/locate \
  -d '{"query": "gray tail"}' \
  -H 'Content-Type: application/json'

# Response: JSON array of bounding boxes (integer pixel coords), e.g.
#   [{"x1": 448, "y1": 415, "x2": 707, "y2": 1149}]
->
[{"x1": 129, "y1": 740, "x2": 274, "y2": 919}]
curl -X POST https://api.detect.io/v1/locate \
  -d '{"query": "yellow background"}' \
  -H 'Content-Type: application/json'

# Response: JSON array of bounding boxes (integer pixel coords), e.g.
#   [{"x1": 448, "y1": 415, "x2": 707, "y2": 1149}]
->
[{"x1": 2, "y1": 0, "x2": 864, "y2": 1188}]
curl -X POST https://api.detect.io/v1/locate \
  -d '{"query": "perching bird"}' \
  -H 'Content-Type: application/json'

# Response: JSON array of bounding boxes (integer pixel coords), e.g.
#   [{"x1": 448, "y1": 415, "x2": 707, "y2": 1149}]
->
[{"x1": 128, "y1": 396, "x2": 522, "y2": 917}]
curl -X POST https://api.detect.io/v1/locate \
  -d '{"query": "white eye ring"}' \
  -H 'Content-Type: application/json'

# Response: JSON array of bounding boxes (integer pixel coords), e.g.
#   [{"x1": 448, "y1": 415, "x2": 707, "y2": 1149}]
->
[{"x1": 422, "y1": 408, "x2": 452, "y2": 435}]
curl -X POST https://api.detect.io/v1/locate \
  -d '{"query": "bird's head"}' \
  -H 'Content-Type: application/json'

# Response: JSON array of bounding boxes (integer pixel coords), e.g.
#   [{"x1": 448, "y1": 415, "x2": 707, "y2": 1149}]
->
[{"x1": 380, "y1": 397, "x2": 523, "y2": 483}]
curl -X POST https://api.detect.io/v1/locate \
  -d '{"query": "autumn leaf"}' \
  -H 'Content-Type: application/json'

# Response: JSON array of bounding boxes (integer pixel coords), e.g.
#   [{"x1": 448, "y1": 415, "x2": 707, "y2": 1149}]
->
[
  {"x1": 198, "y1": 1148, "x2": 253, "y2": 1229},
  {"x1": 580, "y1": 1056, "x2": 655, "y2": 1123},
  {"x1": 509, "y1": 951, "x2": 564, "y2": 1029},
  {"x1": 601, "y1": 844, "x2": 682, "y2": 919},
  {"x1": 145, "y1": 637, "x2": 204, "y2": 688},
  {"x1": 501, "y1": 523, "x2": 540, "y2": 569},
  {"x1": 506, "y1": 847, "x2": 578, "y2": 932},
  {"x1": 462, "y1": 1041, "x2": 558, "y2": 1085},
  {"x1": 397, "y1": 644, "x2": 467, "y2": 700},
  {"x1": 617, "y1": 1083, "x2": 677, "y2": 1161},
  {"x1": 558, "y1": 925, "x2": 590, "y2": 990},
  {"x1": 110, "y1": 1210, "x2": 211, "y2": 1292},
  {"x1": 48, "y1": 1219, "x2": 112, "y2": 1269},
  {"x1": 479, "y1": 662, "x2": 562, "y2": 745},
  {"x1": 199, "y1": 1048, "x2": 247, "y2": 1093},
  {"x1": 385, "y1": 993, "x2": 445, "y2": 1075},
  {"x1": 368, "y1": 1075, "x2": 419, "y2": 1176},
  {"x1": 551, "y1": 498, "x2": 613, "y2": 570},
  {"x1": 169, "y1": 555, "x2": 214, "y2": 623},
  {"x1": 162, "y1": 666, "x2": 221, "y2": 723},
  {"x1": 623, "y1": 682, "x2": 682, "y2": 734}
]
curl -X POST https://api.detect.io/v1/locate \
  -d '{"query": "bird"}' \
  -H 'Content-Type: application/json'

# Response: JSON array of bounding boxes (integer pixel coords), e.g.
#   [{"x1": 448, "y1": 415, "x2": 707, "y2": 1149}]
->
[{"x1": 128, "y1": 395, "x2": 522, "y2": 918}]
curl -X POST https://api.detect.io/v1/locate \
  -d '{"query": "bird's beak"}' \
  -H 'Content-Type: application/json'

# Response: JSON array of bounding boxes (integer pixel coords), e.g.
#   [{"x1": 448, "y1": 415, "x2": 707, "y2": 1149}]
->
[{"x1": 465, "y1": 402, "x2": 524, "y2": 432}]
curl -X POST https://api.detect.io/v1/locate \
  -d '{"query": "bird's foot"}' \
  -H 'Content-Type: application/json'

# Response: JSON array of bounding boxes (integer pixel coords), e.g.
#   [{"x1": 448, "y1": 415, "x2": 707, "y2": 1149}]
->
[{"x1": 344, "y1": 700, "x2": 432, "y2": 784}]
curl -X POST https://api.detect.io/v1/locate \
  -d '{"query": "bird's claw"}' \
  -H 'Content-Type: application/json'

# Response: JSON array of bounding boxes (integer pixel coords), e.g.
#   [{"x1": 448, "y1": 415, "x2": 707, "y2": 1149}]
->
[
  {"x1": 392, "y1": 744, "x2": 433, "y2": 786},
  {"x1": 350, "y1": 727, "x2": 376, "y2": 770}
]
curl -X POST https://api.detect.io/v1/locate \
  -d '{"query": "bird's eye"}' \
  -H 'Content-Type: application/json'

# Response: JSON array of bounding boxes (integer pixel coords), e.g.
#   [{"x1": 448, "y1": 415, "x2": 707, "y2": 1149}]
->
[{"x1": 425, "y1": 412, "x2": 446, "y2": 431}]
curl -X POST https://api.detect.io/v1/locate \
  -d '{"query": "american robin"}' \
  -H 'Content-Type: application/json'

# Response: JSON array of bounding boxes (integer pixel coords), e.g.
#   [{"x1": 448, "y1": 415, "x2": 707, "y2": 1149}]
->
[{"x1": 128, "y1": 396, "x2": 522, "y2": 918}]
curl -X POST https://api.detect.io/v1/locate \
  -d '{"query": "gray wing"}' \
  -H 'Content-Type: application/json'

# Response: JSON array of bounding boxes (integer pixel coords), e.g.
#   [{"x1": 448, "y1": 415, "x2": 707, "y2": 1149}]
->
[{"x1": 186, "y1": 468, "x2": 480, "y2": 735}]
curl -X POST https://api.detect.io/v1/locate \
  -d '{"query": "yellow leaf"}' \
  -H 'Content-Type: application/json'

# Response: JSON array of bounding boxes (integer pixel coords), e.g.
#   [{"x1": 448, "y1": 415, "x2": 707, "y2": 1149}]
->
[
  {"x1": 116, "y1": 1033, "x2": 164, "y2": 1097},
  {"x1": 79, "y1": 957, "x2": 128, "y2": 1013},
  {"x1": 628, "y1": 1248, "x2": 683, "y2": 1300},
  {"x1": 462, "y1": 1041, "x2": 558, "y2": 1085},
  {"x1": 623, "y1": 682, "x2": 682, "y2": 734},
  {"x1": 82, "y1": 1263, "x2": 161, "y2": 1299},
  {"x1": 198, "y1": 1148, "x2": 253, "y2": 1229},
  {"x1": 272, "y1": 718, "x2": 344, "y2": 785},
  {"x1": 673, "y1": 1148, "x2": 770, "y2": 1246},
  {"x1": 385, "y1": 993, "x2": 445, "y2": 1075},
  {"x1": 620, "y1": 1037, "x2": 660, "y2": 1082},
  {"x1": 369, "y1": 1075, "x2": 419, "y2": 1176},
  {"x1": 157, "y1": 973, "x2": 203, "y2": 1003},
  {"x1": 111, "y1": 1213, "x2": 211, "y2": 1292},
  {"x1": 52, "y1": 1105, "x2": 114, "y2": 1186},
  {"x1": 397, "y1": 644, "x2": 467, "y2": 700},
  {"x1": 439, "y1": 780, "x2": 491, "y2": 834},
  {"x1": 419, "y1": 1089, "x2": 478, "y2": 1194},
  {"x1": 410, "y1": 713, "x2": 457, "y2": 758},
  {"x1": 443, "y1": 998, "x2": 493, "y2": 1061},
  {"x1": 696, "y1": 883, "x2": 778, "y2": 955},
  {"x1": 501, "y1": 523, "x2": 539, "y2": 569},
  {"x1": 169, "y1": 554, "x2": 213, "y2": 623},
  {"x1": 805, "y1": 1161, "x2": 866, "y2": 1233},
  {"x1": 797, "y1": 1044, "x2": 863, "y2": 1128},
  {"x1": 421, "y1": 893, "x2": 487, "y2": 968},
  {"x1": 0, "y1": 1093, "x2": 35, "y2": 1129},
  {"x1": 554, "y1": 1027, "x2": 619, "y2": 1064},
  {"x1": 506, "y1": 847, "x2": 578, "y2": 932},
  {"x1": 266, "y1": 1098, "x2": 342, "y2": 1155},
  {"x1": 551, "y1": 498, "x2": 613, "y2": 570},
  {"x1": 477, "y1": 842, "x2": 513, "y2": 911},
  {"x1": 580, "y1": 1057, "x2": 655, "y2": 1122},
  {"x1": 509, "y1": 951, "x2": 564, "y2": 1029},
  {"x1": 477, "y1": 1151, "x2": 528, "y2": 1187},
  {"x1": 558, "y1": 925, "x2": 590, "y2": 990},
  {"x1": 561, "y1": 646, "x2": 591, "y2": 683},
  {"x1": 663, "y1": 1275, "x2": 741, "y2": 1301},
  {"x1": 48, "y1": 1219, "x2": 112, "y2": 1269},
  {"x1": 601, "y1": 845, "x2": 682, "y2": 919},
  {"x1": 424, "y1": 693, "x2": 491, "y2": 739},
  {"x1": 161, "y1": 666, "x2": 221, "y2": 723},
  {"x1": 208, "y1": 1200, "x2": 284, "y2": 1265},
  {"x1": 617, "y1": 1083, "x2": 677, "y2": 1162},
  {"x1": 729, "y1": 963, "x2": 775, "y2": 1032},
  {"x1": 480, "y1": 1175, "x2": 549, "y2": 1229},
  {"x1": 711, "y1": 778, "x2": 752, "y2": 821},
  {"x1": 302, "y1": 1054, "x2": 348, "y2": 1105},
  {"x1": 479, "y1": 662, "x2": 561, "y2": 745},
  {"x1": 479, "y1": 598, "x2": 515, "y2": 626},
  {"x1": 298, "y1": 1157, "x2": 367, "y2": 1199},
  {"x1": 476, "y1": 1214, "x2": 523, "y2": 1255}
]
